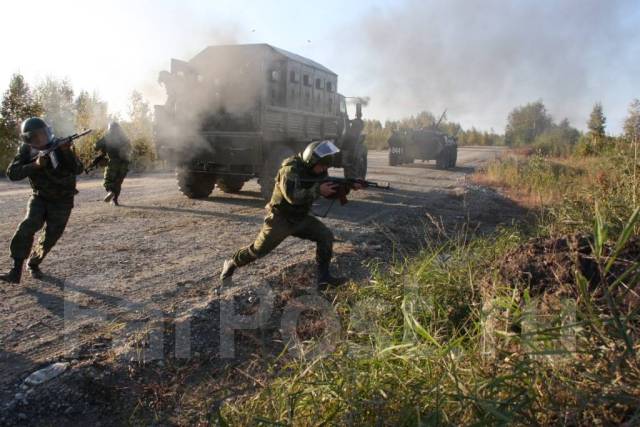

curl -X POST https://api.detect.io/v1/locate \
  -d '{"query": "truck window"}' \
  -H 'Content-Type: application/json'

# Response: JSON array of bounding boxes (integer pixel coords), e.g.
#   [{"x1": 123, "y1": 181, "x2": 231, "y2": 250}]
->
[{"x1": 339, "y1": 98, "x2": 347, "y2": 114}]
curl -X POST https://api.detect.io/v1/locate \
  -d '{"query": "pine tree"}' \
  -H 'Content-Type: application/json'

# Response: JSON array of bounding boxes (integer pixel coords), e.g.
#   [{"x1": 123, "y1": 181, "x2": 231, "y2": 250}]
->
[
  {"x1": 587, "y1": 102, "x2": 606, "y2": 142},
  {"x1": 623, "y1": 99, "x2": 640, "y2": 143},
  {"x1": 0, "y1": 74, "x2": 42, "y2": 171}
]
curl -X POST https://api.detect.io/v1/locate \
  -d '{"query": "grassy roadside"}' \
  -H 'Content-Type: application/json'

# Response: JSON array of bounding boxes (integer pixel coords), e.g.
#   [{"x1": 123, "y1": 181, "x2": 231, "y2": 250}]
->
[{"x1": 219, "y1": 143, "x2": 640, "y2": 425}]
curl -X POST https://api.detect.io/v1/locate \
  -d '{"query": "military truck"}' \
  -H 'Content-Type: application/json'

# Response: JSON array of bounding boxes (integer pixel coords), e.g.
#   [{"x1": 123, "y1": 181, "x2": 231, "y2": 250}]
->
[
  {"x1": 154, "y1": 43, "x2": 368, "y2": 199},
  {"x1": 387, "y1": 112, "x2": 458, "y2": 169}
]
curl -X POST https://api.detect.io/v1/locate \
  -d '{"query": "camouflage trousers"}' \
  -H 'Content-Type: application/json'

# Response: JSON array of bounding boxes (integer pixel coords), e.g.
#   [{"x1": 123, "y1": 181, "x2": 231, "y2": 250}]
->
[
  {"x1": 233, "y1": 211, "x2": 333, "y2": 267},
  {"x1": 104, "y1": 160, "x2": 129, "y2": 196},
  {"x1": 10, "y1": 196, "x2": 73, "y2": 266}
]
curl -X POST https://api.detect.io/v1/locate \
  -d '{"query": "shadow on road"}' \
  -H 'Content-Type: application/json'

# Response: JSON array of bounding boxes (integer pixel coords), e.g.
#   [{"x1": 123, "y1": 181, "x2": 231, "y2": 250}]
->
[
  {"x1": 399, "y1": 162, "x2": 476, "y2": 174},
  {"x1": 120, "y1": 204, "x2": 261, "y2": 223},
  {"x1": 203, "y1": 191, "x2": 266, "y2": 208}
]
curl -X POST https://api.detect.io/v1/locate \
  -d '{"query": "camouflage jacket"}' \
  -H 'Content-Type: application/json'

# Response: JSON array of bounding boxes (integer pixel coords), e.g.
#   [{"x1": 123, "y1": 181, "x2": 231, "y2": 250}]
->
[
  {"x1": 268, "y1": 155, "x2": 326, "y2": 221},
  {"x1": 95, "y1": 133, "x2": 131, "y2": 163},
  {"x1": 7, "y1": 143, "x2": 84, "y2": 202}
]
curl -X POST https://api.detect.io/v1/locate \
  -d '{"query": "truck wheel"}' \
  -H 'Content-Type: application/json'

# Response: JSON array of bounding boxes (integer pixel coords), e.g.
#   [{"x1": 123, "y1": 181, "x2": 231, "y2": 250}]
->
[
  {"x1": 345, "y1": 142, "x2": 368, "y2": 179},
  {"x1": 389, "y1": 146, "x2": 402, "y2": 166},
  {"x1": 449, "y1": 146, "x2": 458, "y2": 168},
  {"x1": 176, "y1": 169, "x2": 216, "y2": 199},
  {"x1": 435, "y1": 150, "x2": 447, "y2": 169},
  {"x1": 260, "y1": 146, "x2": 295, "y2": 200},
  {"x1": 217, "y1": 177, "x2": 245, "y2": 194},
  {"x1": 402, "y1": 149, "x2": 413, "y2": 164},
  {"x1": 389, "y1": 149, "x2": 398, "y2": 166}
]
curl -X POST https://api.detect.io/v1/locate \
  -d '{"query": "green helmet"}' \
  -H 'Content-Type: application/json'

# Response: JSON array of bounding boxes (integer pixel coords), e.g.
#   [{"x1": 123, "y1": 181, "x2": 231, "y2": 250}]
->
[
  {"x1": 20, "y1": 117, "x2": 53, "y2": 144},
  {"x1": 302, "y1": 140, "x2": 340, "y2": 167}
]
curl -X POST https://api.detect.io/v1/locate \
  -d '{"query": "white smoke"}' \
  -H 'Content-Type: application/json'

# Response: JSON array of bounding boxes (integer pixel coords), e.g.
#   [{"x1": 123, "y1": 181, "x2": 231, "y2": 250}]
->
[{"x1": 337, "y1": 0, "x2": 640, "y2": 132}]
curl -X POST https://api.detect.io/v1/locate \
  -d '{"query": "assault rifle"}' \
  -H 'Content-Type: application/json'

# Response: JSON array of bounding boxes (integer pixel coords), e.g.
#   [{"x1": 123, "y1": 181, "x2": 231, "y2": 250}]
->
[
  {"x1": 29, "y1": 129, "x2": 92, "y2": 169},
  {"x1": 301, "y1": 176, "x2": 391, "y2": 209},
  {"x1": 84, "y1": 152, "x2": 107, "y2": 174}
]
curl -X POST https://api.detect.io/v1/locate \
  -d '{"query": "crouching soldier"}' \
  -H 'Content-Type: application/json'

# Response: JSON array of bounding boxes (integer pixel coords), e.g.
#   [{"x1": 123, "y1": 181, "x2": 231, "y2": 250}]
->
[
  {"x1": 220, "y1": 140, "x2": 359, "y2": 289},
  {"x1": 0, "y1": 118, "x2": 84, "y2": 283},
  {"x1": 95, "y1": 122, "x2": 131, "y2": 206}
]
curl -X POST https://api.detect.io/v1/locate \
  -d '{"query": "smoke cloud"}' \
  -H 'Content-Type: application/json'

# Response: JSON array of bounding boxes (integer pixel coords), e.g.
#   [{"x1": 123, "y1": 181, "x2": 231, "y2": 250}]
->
[
  {"x1": 338, "y1": 0, "x2": 640, "y2": 132},
  {"x1": 154, "y1": 43, "x2": 269, "y2": 161}
]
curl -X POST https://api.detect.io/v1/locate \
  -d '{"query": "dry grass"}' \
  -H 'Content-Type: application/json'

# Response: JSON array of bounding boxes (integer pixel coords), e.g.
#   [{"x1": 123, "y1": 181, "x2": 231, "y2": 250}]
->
[{"x1": 216, "y1": 142, "x2": 640, "y2": 425}]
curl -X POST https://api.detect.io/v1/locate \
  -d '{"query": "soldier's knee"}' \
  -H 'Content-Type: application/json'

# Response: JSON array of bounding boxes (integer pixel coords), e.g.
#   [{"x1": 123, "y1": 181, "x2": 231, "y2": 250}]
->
[
  {"x1": 320, "y1": 227, "x2": 334, "y2": 245},
  {"x1": 45, "y1": 222, "x2": 67, "y2": 238},
  {"x1": 249, "y1": 243, "x2": 270, "y2": 259}
]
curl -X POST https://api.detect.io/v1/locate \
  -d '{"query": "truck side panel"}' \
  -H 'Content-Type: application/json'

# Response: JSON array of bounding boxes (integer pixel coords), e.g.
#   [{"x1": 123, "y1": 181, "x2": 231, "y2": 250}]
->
[{"x1": 263, "y1": 106, "x2": 339, "y2": 142}]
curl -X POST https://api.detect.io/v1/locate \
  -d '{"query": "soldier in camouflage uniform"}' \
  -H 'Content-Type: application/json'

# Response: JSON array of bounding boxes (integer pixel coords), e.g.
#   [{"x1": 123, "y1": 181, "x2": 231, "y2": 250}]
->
[
  {"x1": 220, "y1": 140, "x2": 360, "y2": 289},
  {"x1": 0, "y1": 118, "x2": 84, "y2": 283},
  {"x1": 95, "y1": 122, "x2": 131, "y2": 206}
]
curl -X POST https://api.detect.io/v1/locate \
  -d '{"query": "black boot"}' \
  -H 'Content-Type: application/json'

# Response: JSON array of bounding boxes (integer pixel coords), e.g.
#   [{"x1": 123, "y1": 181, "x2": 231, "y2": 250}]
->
[
  {"x1": 0, "y1": 258, "x2": 24, "y2": 284},
  {"x1": 317, "y1": 263, "x2": 346, "y2": 291},
  {"x1": 27, "y1": 261, "x2": 43, "y2": 280},
  {"x1": 220, "y1": 259, "x2": 237, "y2": 283}
]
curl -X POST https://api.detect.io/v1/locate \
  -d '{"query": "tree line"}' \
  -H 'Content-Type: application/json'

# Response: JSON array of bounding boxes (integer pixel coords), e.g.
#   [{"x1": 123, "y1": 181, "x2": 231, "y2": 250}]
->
[
  {"x1": 0, "y1": 73, "x2": 155, "y2": 175},
  {"x1": 505, "y1": 99, "x2": 640, "y2": 156},
  {"x1": 363, "y1": 99, "x2": 640, "y2": 156}
]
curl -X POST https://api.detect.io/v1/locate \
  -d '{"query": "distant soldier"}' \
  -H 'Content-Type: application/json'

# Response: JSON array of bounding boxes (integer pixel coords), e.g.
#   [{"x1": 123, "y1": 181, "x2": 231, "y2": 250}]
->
[
  {"x1": 220, "y1": 140, "x2": 360, "y2": 289},
  {"x1": 95, "y1": 122, "x2": 131, "y2": 205},
  {"x1": 0, "y1": 118, "x2": 84, "y2": 283}
]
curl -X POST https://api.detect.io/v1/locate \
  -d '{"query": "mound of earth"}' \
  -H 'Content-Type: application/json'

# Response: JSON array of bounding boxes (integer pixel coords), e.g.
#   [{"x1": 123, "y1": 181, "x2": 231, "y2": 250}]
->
[{"x1": 499, "y1": 234, "x2": 640, "y2": 313}]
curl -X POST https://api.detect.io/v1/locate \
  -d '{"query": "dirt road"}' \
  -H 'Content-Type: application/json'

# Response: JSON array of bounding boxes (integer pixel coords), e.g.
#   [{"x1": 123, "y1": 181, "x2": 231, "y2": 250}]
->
[{"x1": 0, "y1": 146, "x2": 510, "y2": 398}]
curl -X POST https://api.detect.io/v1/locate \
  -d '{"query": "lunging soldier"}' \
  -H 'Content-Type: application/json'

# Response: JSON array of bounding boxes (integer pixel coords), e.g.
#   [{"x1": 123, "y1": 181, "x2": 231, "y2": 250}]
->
[
  {"x1": 220, "y1": 140, "x2": 359, "y2": 289},
  {"x1": 0, "y1": 118, "x2": 84, "y2": 283}
]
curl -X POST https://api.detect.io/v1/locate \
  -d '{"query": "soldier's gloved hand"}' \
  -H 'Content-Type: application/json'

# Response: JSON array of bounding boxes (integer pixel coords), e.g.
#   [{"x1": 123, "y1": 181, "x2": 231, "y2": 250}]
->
[
  {"x1": 320, "y1": 182, "x2": 338, "y2": 198},
  {"x1": 35, "y1": 155, "x2": 49, "y2": 169}
]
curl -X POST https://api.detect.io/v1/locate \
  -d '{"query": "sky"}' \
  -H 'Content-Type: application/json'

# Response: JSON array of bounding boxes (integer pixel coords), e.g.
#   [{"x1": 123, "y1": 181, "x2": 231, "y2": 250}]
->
[{"x1": 0, "y1": 0, "x2": 638, "y2": 133}]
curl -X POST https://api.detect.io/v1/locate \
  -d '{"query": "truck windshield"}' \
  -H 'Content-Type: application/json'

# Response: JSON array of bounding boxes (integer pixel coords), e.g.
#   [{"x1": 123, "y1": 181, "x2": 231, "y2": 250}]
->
[{"x1": 339, "y1": 97, "x2": 347, "y2": 114}]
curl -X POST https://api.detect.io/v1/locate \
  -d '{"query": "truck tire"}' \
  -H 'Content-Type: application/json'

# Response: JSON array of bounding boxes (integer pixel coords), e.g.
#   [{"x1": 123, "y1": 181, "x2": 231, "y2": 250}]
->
[
  {"x1": 177, "y1": 169, "x2": 216, "y2": 199},
  {"x1": 345, "y1": 142, "x2": 368, "y2": 179},
  {"x1": 435, "y1": 150, "x2": 447, "y2": 169},
  {"x1": 260, "y1": 145, "x2": 295, "y2": 201},
  {"x1": 402, "y1": 148, "x2": 413, "y2": 164},
  {"x1": 389, "y1": 149, "x2": 398, "y2": 166},
  {"x1": 389, "y1": 146, "x2": 401, "y2": 166},
  {"x1": 217, "y1": 177, "x2": 245, "y2": 193},
  {"x1": 449, "y1": 146, "x2": 458, "y2": 168}
]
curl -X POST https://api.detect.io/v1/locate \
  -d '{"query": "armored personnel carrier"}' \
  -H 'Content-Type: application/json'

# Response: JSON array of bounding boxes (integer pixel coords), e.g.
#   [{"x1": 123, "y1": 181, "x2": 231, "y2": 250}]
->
[
  {"x1": 387, "y1": 111, "x2": 458, "y2": 169},
  {"x1": 154, "y1": 44, "x2": 368, "y2": 199}
]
